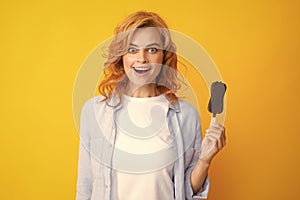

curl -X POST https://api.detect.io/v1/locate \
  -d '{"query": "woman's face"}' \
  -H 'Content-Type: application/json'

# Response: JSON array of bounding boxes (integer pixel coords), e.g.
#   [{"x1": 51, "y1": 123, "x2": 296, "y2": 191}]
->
[{"x1": 122, "y1": 27, "x2": 164, "y2": 92}]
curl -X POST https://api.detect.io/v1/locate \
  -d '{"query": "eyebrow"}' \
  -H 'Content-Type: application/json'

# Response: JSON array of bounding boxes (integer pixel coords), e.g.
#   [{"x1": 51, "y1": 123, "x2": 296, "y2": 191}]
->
[{"x1": 129, "y1": 43, "x2": 162, "y2": 48}]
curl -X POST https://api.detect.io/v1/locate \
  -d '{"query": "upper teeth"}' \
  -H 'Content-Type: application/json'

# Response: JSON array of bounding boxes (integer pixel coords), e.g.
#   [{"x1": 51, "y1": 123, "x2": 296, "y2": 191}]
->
[{"x1": 134, "y1": 67, "x2": 150, "y2": 70}]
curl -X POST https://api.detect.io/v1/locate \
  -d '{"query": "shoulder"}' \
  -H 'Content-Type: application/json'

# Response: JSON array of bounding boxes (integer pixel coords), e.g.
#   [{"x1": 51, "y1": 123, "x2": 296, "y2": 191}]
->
[
  {"x1": 177, "y1": 99, "x2": 200, "y2": 117},
  {"x1": 81, "y1": 95, "x2": 109, "y2": 115},
  {"x1": 173, "y1": 99, "x2": 201, "y2": 128},
  {"x1": 82, "y1": 95, "x2": 105, "y2": 108}
]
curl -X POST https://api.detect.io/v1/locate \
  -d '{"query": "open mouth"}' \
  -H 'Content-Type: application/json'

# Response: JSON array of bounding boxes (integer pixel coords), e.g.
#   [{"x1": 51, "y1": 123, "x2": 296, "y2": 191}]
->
[{"x1": 133, "y1": 67, "x2": 151, "y2": 74}]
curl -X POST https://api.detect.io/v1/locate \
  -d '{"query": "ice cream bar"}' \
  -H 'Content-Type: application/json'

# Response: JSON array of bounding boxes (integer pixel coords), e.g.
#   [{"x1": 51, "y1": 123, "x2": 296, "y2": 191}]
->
[{"x1": 208, "y1": 81, "x2": 227, "y2": 126}]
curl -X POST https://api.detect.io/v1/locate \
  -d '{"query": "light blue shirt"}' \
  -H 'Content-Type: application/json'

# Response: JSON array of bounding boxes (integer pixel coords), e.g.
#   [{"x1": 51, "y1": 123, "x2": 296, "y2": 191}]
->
[{"x1": 76, "y1": 94, "x2": 210, "y2": 200}]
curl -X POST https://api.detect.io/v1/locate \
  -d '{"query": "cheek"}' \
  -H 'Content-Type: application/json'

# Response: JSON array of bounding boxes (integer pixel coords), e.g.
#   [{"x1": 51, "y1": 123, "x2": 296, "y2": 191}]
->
[
  {"x1": 153, "y1": 65, "x2": 162, "y2": 77},
  {"x1": 122, "y1": 55, "x2": 133, "y2": 70},
  {"x1": 158, "y1": 52, "x2": 164, "y2": 64},
  {"x1": 150, "y1": 52, "x2": 164, "y2": 64}
]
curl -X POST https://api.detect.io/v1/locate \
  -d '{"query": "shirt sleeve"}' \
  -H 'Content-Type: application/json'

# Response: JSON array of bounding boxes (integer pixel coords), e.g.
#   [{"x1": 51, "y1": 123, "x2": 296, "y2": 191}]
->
[
  {"x1": 184, "y1": 111, "x2": 210, "y2": 200},
  {"x1": 76, "y1": 102, "x2": 93, "y2": 200}
]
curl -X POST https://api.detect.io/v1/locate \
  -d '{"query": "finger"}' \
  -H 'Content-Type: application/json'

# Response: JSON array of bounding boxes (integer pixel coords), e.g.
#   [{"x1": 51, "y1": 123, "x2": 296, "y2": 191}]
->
[
  {"x1": 222, "y1": 129, "x2": 226, "y2": 145},
  {"x1": 207, "y1": 127, "x2": 223, "y2": 136},
  {"x1": 205, "y1": 132, "x2": 221, "y2": 149},
  {"x1": 215, "y1": 126, "x2": 226, "y2": 148},
  {"x1": 206, "y1": 128, "x2": 222, "y2": 138},
  {"x1": 216, "y1": 129, "x2": 226, "y2": 149},
  {"x1": 220, "y1": 132, "x2": 226, "y2": 148},
  {"x1": 217, "y1": 134, "x2": 224, "y2": 150},
  {"x1": 208, "y1": 124, "x2": 226, "y2": 141},
  {"x1": 212, "y1": 124, "x2": 225, "y2": 132},
  {"x1": 206, "y1": 130, "x2": 224, "y2": 150}
]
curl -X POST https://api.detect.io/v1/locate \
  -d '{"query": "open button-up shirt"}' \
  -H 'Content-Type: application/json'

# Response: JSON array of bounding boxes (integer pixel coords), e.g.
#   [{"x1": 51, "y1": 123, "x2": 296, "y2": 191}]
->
[{"x1": 76, "y1": 95, "x2": 210, "y2": 200}]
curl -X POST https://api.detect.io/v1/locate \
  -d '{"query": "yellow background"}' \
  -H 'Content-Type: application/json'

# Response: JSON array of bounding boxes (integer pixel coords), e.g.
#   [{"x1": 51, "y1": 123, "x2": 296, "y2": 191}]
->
[{"x1": 1, "y1": 0, "x2": 300, "y2": 199}]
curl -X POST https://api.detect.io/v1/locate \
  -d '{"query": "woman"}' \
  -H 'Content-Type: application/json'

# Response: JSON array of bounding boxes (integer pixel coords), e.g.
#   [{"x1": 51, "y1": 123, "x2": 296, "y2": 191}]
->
[{"x1": 76, "y1": 11, "x2": 226, "y2": 200}]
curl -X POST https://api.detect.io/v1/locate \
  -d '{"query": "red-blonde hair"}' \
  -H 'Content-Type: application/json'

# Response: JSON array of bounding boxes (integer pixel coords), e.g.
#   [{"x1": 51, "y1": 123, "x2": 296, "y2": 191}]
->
[{"x1": 98, "y1": 11, "x2": 181, "y2": 106}]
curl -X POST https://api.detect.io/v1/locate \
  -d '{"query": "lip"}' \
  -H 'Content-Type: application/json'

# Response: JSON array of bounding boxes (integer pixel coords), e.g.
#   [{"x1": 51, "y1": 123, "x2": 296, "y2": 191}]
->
[{"x1": 132, "y1": 66, "x2": 152, "y2": 76}]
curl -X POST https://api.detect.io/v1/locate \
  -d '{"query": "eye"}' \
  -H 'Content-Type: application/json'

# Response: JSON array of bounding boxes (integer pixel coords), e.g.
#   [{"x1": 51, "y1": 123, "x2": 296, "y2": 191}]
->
[
  {"x1": 128, "y1": 47, "x2": 137, "y2": 54},
  {"x1": 148, "y1": 48, "x2": 158, "y2": 53}
]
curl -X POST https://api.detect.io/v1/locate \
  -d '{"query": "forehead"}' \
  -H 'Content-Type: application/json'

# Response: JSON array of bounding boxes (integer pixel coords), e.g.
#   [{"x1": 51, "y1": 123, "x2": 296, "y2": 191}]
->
[{"x1": 130, "y1": 27, "x2": 163, "y2": 47}]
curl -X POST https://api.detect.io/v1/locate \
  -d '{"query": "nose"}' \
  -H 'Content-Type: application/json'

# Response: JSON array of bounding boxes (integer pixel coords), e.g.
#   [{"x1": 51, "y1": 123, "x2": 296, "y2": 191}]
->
[{"x1": 137, "y1": 50, "x2": 148, "y2": 63}]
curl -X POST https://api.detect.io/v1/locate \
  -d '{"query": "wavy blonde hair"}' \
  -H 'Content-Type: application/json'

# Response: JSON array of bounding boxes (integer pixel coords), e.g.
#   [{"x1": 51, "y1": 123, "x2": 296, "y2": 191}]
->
[{"x1": 98, "y1": 11, "x2": 181, "y2": 106}]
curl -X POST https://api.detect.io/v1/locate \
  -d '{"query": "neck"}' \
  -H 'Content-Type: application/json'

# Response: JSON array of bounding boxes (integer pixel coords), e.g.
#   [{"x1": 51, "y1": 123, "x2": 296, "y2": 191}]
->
[{"x1": 125, "y1": 83, "x2": 159, "y2": 98}]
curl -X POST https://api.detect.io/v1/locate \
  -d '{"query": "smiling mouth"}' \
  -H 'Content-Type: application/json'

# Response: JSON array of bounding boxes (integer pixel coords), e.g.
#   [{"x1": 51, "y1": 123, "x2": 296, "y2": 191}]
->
[{"x1": 133, "y1": 67, "x2": 151, "y2": 74}]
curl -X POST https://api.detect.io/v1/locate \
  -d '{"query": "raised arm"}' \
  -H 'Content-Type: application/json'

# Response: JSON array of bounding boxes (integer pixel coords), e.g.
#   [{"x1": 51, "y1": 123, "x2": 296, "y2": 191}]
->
[{"x1": 191, "y1": 123, "x2": 226, "y2": 194}]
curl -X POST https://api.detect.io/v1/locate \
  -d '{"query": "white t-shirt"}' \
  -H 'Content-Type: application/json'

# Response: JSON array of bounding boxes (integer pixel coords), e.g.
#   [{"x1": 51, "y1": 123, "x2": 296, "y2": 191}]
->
[{"x1": 111, "y1": 94, "x2": 175, "y2": 200}]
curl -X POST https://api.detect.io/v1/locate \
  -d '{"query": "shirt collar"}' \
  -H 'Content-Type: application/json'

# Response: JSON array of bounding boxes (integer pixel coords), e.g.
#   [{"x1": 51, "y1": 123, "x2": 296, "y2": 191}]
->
[{"x1": 107, "y1": 93, "x2": 181, "y2": 113}]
